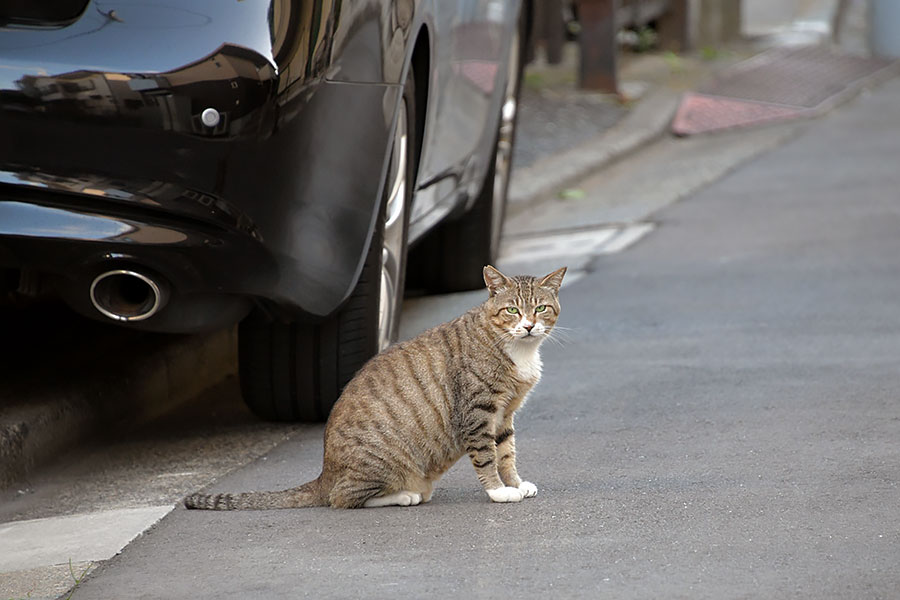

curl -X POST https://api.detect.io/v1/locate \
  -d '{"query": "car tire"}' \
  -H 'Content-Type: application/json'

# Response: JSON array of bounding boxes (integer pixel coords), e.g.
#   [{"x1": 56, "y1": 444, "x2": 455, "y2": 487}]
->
[
  {"x1": 238, "y1": 70, "x2": 416, "y2": 422},
  {"x1": 414, "y1": 16, "x2": 524, "y2": 293}
]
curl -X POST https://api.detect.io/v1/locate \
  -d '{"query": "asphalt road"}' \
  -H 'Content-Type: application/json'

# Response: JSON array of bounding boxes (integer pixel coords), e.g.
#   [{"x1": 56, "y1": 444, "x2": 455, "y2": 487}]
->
[{"x1": 51, "y1": 77, "x2": 900, "y2": 599}]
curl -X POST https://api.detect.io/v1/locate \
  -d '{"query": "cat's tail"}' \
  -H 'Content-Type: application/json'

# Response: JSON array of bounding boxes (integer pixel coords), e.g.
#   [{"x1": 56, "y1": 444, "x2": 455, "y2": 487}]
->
[{"x1": 184, "y1": 477, "x2": 326, "y2": 510}]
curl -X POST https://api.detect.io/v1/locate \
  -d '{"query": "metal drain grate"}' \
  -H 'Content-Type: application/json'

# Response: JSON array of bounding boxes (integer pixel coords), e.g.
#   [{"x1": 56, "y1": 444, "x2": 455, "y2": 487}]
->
[{"x1": 673, "y1": 45, "x2": 898, "y2": 135}]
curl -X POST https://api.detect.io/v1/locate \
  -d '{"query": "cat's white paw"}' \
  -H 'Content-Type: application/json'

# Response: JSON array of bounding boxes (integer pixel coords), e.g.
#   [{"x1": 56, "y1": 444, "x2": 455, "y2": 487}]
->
[
  {"x1": 364, "y1": 491, "x2": 423, "y2": 508},
  {"x1": 398, "y1": 491, "x2": 423, "y2": 506},
  {"x1": 518, "y1": 481, "x2": 538, "y2": 498},
  {"x1": 487, "y1": 486, "x2": 525, "y2": 503}
]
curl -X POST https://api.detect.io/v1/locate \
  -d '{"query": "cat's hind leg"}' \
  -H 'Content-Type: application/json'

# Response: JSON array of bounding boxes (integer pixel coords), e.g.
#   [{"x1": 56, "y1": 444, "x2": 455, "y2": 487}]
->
[
  {"x1": 328, "y1": 474, "x2": 390, "y2": 509},
  {"x1": 363, "y1": 491, "x2": 423, "y2": 508},
  {"x1": 361, "y1": 476, "x2": 433, "y2": 507},
  {"x1": 421, "y1": 484, "x2": 434, "y2": 503}
]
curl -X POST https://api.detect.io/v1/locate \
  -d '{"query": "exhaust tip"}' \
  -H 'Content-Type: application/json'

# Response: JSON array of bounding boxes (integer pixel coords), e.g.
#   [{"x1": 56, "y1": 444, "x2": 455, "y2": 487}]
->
[{"x1": 89, "y1": 269, "x2": 166, "y2": 322}]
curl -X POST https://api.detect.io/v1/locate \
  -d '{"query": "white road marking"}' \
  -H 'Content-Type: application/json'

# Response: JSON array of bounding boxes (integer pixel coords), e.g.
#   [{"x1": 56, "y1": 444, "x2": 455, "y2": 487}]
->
[
  {"x1": 0, "y1": 505, "x2": 173, "y2": 572},
  {"x1": 499, "y1": 223, "x2": 654, "y2": 264},
  {"x1": 499, "y1": 227, "x2": 618, "y2": 263},
  {"x1": 599, "y1": 223, "x2": 655, "y2": 254}
]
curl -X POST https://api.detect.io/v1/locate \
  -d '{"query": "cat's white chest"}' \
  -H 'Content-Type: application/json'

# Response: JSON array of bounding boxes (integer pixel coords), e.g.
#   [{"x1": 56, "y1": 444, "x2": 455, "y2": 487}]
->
[{"x1": 507, "y1": 342, "x2": 543, "y2": 382}]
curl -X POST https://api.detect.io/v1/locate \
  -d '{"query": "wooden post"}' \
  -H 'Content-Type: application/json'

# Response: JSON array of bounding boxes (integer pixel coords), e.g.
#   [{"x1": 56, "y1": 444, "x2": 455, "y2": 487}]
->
[
  {"x1": 657, "y1": 0, "x2": 691, "y2": 52},
  {"x1": 832, "y1": 0, "x2": 850, "y2": 44},
  {"x1": 545, "y1": 0, "x2": 565, "y2": 64},
  {"x1": 696, "y1": 0, "x2": 741, "y2": 47},
  {"x1": 576, "y1": 0, "x2": 619, "y2": 92},
  {"x1": 527, "y1": 0, "x2": 544, "y2": 63},
  {"x1": 530, "y1": 0, "x2": 565, "y2": 64}
]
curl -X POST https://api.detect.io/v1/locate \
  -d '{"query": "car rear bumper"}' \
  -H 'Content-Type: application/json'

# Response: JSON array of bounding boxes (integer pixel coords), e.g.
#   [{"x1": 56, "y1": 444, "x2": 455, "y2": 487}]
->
[
  {"x1": 0, "y1": 179, "x2": 271, "y2": 331},
  {"x1": 1, "y1": 17, "x2": 400, "y2": 331}
]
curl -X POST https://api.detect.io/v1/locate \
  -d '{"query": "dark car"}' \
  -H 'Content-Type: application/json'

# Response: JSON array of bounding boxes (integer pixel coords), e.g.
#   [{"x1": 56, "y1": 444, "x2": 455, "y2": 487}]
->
[{"x1": 0, "y1": 0, "x2": 530, "y2": 421}]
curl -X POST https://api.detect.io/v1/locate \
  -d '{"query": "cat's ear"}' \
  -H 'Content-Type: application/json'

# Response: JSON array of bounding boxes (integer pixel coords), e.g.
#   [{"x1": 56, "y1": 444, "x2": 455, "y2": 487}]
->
[
  {"x1": 483, "y1": 265, "x2": 512, "y2": 297},
  {"x1": 539, "y1": 266, "x2": 567, "y2": 293}
]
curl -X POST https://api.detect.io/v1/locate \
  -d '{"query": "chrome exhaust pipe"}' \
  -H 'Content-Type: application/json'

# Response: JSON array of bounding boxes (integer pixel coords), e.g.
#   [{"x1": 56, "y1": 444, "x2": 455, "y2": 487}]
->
[{"x1": 89, "y1": 269, "x2": 168, "y2": 322}]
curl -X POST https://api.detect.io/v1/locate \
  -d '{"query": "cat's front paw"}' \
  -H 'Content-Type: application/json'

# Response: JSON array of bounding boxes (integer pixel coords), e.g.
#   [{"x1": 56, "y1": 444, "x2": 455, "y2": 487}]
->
[
  {"x1": 487, "y1": 486, "x2": 525, "y2": 503},
  {"x1": 518, "y1": 481, "x2": 538, "y2": 498}
]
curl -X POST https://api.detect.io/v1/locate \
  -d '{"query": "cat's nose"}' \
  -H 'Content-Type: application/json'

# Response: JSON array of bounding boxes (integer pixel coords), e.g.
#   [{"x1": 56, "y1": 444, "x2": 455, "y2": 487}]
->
[{"x1": 523, "y1": 322, "x2": 534, "y2": 332}]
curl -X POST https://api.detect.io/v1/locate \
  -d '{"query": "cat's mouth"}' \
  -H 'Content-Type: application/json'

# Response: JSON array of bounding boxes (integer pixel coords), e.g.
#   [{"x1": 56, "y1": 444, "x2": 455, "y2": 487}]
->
[{"x1": 515, "y1": 330, "x2": 542, "y2": 340}]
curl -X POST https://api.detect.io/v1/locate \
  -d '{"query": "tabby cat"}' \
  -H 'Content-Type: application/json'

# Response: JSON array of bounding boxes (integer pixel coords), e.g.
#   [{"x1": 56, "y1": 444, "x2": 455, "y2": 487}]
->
[{"x1": 184, "y1": 265, "x2": 566, "y2": 509}]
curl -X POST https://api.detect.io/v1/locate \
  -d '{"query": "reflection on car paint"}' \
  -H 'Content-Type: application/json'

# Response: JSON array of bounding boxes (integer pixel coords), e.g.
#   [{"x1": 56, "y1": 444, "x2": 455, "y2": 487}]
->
[
  {"x1": 0, "y1": 169, "x2": 262, "y2": 240},
  {"x1": 0, "y1": 201, "x2": 192, "y2": 244},
  {"x1": 8, "y1": 45, "x2": 275, "y2": 138}
]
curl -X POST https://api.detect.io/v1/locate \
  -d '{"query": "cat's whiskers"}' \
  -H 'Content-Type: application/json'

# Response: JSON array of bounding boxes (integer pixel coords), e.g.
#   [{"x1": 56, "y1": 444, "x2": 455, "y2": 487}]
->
[
  {"x1": 548, "y1": 328, "x2": 572, "y2": 341},
  {"x1": 546, "y1": 325, "x2": 575, "y2": 340},
  {"x1": 542, "y1": 331, "x2": 566, "y2": 347},
  {"x1": 543, "y1": 327, "x2": 572, "y2": 347},
  {"x1": 488, "y1": 329, "x2": 516, "y2": 352},
  {"x1": 547, "y1": 325, "x2": 575, "y2": 336}
]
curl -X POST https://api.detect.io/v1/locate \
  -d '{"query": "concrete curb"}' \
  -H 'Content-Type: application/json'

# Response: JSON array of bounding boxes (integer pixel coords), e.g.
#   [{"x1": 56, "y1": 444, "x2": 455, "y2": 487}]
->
[
  {"x1": 0, "y1": 328, "x2": 237, "y2": 490},
  {"x1": 507, "y1": 87, "x2": 681, "y2": 220}
]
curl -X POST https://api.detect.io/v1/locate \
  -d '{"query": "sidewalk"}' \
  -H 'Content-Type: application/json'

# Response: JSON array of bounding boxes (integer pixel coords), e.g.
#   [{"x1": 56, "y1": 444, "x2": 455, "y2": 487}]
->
[
  {"x1": 507, "y1": 0, "x2": 870, "y2": 219},
  {"x1": 514, "y1": 39, "x2": 750, "y2": 171},
  {"x1": 509, "y1": 45, "x2": 748, "y2": 219}
]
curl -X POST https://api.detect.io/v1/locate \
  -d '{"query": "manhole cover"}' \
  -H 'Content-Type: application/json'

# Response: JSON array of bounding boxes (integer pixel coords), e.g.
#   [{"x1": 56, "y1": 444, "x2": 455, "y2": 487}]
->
[{"x1": 673, "y1": 45, "x2": 897, "y2": 135}]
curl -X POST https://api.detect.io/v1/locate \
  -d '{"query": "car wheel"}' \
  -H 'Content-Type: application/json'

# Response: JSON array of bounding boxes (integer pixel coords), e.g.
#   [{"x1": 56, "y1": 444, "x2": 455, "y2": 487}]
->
[
  {"x1": 238, "y1": 71, "x2": 415, "y2": 422},
  {"x1": 416, "y1": 18, "x2": 524, "y2": 292}
]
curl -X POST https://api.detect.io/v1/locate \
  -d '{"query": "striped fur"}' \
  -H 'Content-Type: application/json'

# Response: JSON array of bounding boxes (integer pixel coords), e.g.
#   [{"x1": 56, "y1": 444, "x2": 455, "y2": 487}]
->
[{"x1": 184, "y1": 265, "x2": 566, "y2": 510}]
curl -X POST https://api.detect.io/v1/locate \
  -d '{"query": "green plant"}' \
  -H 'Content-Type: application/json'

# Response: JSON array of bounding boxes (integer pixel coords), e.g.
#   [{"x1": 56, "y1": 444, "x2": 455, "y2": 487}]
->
[
  {"x1": 523, "y1": 71, "x2": 545, "y2": 89},
  {"x1": 700, "y1": 45, "x2": 721, "y2": 61},
  {"x1": 634, "y1": 26, "x2": 658, "y2": 53},
  {"x1": 662, "y1": 50, "x2": 685, "y2": 73},
  {"x1": 558, "y1": 188, "x2": 586, "y2": 200},
  {"x1": 62, "y1": 559, "x2": 93, "y2": 600}
]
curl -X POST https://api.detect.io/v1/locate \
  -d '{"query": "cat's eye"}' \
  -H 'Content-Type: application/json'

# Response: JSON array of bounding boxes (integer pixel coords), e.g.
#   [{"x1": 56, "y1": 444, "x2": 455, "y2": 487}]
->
[
  {"x1": 535, "y1": 305, "x2": 547, "y2": 313},
  {"x1": 506, "y1": 307, "x2": 519, "y2": 314}
]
